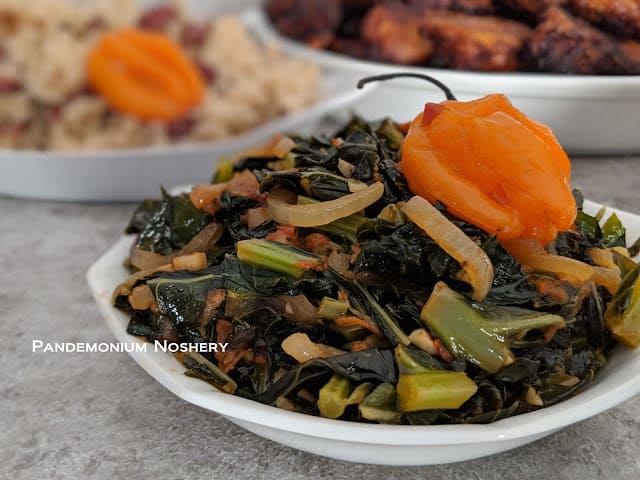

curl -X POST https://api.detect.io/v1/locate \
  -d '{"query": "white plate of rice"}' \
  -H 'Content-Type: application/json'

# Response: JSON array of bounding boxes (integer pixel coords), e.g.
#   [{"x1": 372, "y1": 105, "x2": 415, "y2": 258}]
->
[{"x1": 0, "y1": 0, "x2": 374, "y2": 201}]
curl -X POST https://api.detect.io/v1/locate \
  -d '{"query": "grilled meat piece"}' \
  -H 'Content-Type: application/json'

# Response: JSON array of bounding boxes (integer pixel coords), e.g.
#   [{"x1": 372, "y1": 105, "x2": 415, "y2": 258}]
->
[
  {"x1": 421, "y1": 10, "x2": 532, "y2": 71},
  {"x1": 410, "y1": 0, "x2": 496, "y2": 14},
  {"x1": 499, "y1": 0, "x2": 566, "y2": 18},
  {"x1": 265, "y1": 0, "x2": 342, "y2": 49},
  {"x1": 362, "y1": 4, "x2": 433, "y2": 64},
  {"x1": 527, "y1": 7, "x2": 640, "y2": 74},
  {"x1": 330, "y1": 37, "x2": 374, "y2": 59},
  {"x1": 569, "y1": 0, "x2": 640, "y2": 40}
]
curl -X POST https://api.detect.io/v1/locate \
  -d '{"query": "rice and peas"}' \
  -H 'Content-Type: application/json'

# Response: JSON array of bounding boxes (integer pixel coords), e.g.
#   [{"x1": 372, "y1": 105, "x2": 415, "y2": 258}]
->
[{"x1": 0, "y1": 0, "x2": 319, "y2": 150}]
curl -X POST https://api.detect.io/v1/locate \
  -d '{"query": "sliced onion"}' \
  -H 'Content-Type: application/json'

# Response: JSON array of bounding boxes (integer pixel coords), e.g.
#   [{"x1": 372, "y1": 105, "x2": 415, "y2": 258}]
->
[
  {"x1": 347, "y1": 178, "x2": 368, "y2": 192},
  {"x1": 272, "y1": 136, "x2": 296, "y2": 158},
  {"x1": 337, "y1": 158, "x2": 355, "y2": 178},
  {"x1": 281, "y1": 332, "x2": 345, "y2": 363},
  {"x1": 267, "y1": 182, "x2": 384, "y2": 227},
  {"x1": 129, "y1": 222, "x2": 223, "y2": 271},
  {"x1": 589, "y1": 247, "x2": 621, "y2": 273},
  {"x1": 402, "y1": 195, "x2": 494, "y2": 301},
  {"x1": 172, "y1": 252, "x2": 207, "y2": 271},
  {"x1": 519, "y1": 254, "x2": 594, "y2": 283},
  {"x1": 591, "y1": 266, "x2": 621, "y2": 294},
  {"x1": 112, "y1": 263, "x2": 174, "y2": 305},
  {"x1": 272, "y1": 295, "x2": 319, "y2": 327}
]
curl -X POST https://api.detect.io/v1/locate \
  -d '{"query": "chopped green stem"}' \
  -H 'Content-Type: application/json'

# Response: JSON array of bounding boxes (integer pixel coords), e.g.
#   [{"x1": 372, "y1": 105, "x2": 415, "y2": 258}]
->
[
  {"x1": 213, "y1": 158, "x2": 234, "y2": 183},
  {"x1": 396, "y1": 371, "x2": 477, "y2": 411},
  {"x1": 421, "y1": 282, "x2": 566, "y2": 373},
  {"x1": 601, "y1": 213, "x2": 626, "y2": 247},
  {"x1": 395, "y1": 345, "x2": 443, "y2": 375},
  {"x1": 359, "y1": 383, "x2": 402, "y2": 423},
  {"x1": 606, "y1": 263, "x2": 640, "y2": 347},
  {"x1": 317, "y1": 297, "x2": 350, "y2": 320},
  {"x1": 357, "y1": 280, "x2": 411, "y2": 346},
  {"x1": 183, "y1": 352, "x2": 237, "y2": 394},
  {"x1": 317, "y1": 374, "x2": 372, "y2": 419},
  {"x1": 237, "y1": 239, "x2": 322, "y2": 279}
]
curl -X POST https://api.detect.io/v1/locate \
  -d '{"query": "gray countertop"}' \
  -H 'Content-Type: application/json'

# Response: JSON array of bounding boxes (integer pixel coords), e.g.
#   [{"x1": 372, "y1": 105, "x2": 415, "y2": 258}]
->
[{"x1": 1, "y1": 156, "x2": 640, "y2": 480}]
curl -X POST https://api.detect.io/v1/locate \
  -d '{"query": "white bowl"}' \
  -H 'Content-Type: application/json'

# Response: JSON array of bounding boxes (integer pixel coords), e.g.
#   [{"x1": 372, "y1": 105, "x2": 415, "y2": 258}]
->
[
  {"x1": 87, "y1": 198, "x2": 640, "y2": 466},
  {"x1": 247, "y1": 8, "x2": 640, "y2": 155},
  {"x1": 0, "y1": 5, "x2": 375, "y2": 202}
]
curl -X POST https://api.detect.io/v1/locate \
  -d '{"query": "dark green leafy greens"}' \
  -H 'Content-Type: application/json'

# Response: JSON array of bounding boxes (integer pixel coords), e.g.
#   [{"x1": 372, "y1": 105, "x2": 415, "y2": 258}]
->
[
  {"x1": 130, "y1": 188, "x2": 210, "y2": 255},
  {"x1": 113, "y1": 118, "x2": 637, "y2": 426}
]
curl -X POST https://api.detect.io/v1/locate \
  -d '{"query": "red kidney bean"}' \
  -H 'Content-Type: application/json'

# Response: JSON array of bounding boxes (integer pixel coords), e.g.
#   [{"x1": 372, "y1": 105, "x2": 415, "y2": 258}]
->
[
  {"x1": 0, "y1": 76, "x2": 21, "y2": 92},
  {"x1": 181, "y1": 22, "x2": 210, "y2": 47},
  {"x1": 165, "y1": 116, "x2": 196, "y2": 138},
  {"x1": 195, "y1": 62, "x2": 217, "y2": 85},
  {"x1": 137, "y1": 6, "x2": 177, "y2": 31}
]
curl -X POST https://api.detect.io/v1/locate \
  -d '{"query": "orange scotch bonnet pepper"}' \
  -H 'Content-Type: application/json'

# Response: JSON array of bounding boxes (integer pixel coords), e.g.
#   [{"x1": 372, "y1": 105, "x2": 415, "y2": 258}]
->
[
  {"x1": 87, "y1": 28, "x2": 205, "y2": 121},
  {"x1": 401, "y1": 93, "x2": 577, "y2": 245}
]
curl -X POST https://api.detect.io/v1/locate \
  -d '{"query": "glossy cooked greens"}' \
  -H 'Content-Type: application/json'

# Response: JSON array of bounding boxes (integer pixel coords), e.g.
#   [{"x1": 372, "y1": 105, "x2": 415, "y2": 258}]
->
[{"x1": 113, "y1": 117, "x2": 640, "y2": 425}]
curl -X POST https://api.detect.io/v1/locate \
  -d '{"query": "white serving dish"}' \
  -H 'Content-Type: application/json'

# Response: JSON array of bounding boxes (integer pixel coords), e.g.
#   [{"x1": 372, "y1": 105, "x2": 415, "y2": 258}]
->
[
  {"x1": 0, "y1": 4, "x2": 374, "y2": 202},
  {"x1": 87, "y1": 197, "x2": 640, "y2": 466},
  {"x1": 246, "y1": 8, "x2": 640, "y2": 155}
]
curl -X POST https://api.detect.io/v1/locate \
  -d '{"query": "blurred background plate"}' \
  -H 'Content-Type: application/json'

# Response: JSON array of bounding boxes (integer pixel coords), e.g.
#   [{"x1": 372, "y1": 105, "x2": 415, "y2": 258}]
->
[
  {"x1": 0, "y1": 0, "x2": 374, "y2": 202},
  {"x1": 0, "y1": 68, "x2": 372, "y2": 202},
  {"x1": 247, "y1": 8, "x2": 640, "y2": 156}
]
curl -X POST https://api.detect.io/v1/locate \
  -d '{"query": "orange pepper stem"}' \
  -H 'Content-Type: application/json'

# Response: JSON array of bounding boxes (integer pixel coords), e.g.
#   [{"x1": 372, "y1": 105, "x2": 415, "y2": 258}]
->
[{"x1": 357, "y1": 72, "x2": 457, "y2": 100}]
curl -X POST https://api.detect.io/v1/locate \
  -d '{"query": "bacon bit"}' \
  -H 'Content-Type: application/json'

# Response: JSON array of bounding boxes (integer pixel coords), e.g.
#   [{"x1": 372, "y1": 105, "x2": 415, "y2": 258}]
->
[
  {"x1": 189, "y1": 183, "x2": 226, "y2": 214},
  {"x1": 226, "y1": 170, "x2": 260, "y2": 199},
  {"x1": 331, "y1": 137, "x2": 344, "y2": 147},
  {"x1": 335, "y1": 315, "x2": 382, "y2": 337},
  {"x1": 350, "y1": 334, "x2": 388, "y2": 352},
  {"x1": 253, "y1": 348, "x2": 268, "y2": 365},
  {"x1": 536, "y1": 278, "x2": 570, "y2": 305},
  {"x1": 293, "y1": 259, "x2": 324, "y2": 272},
  {"x1": 434, "y1": 338, "x2": 452, "y2": 362},
  {"x1": 202, "y1": 289, "x2": 226, "y2": 324},
  {"x1": 266, "y1": 225, "x2": 300, "y2": 246},
  {"x1": 304, "y1": 233, "x2": 332, "y2": 253},
  {"x1": 327, "y1": 250, "x2": 352, "y2": 278},
  {"x1": 215, "y1": 319, "x2": 233, "y2": 345},
  {"x1": 218, "y1": 349, "x2": 248, "y2": 373},
  {"x1": 214, "y1": 319, "x2": 247, "y2": 373}
]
